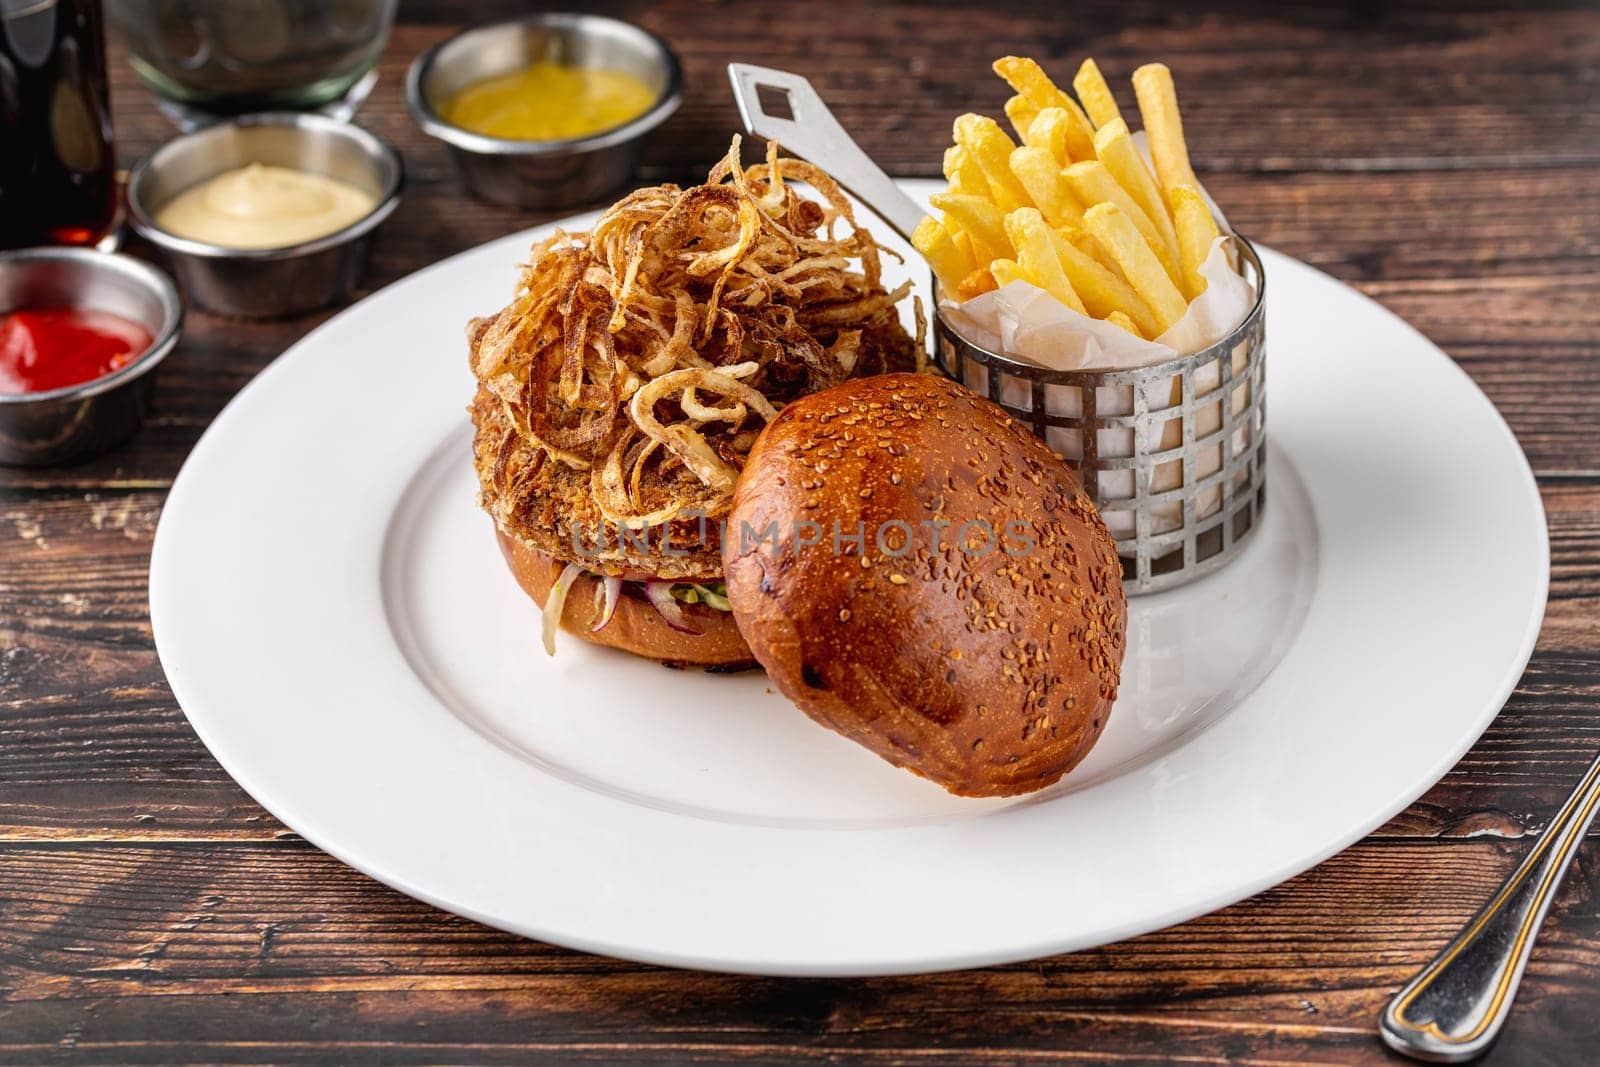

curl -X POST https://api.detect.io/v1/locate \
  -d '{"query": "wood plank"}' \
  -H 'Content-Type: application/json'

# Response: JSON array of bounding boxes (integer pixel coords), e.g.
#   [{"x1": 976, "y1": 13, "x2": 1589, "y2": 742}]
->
[
  {"x1": 107, "y1": 3, "x2": 1591, "y2": 177},
  {"x1": 0, "y1": 839, "x2": 1594, "y2": 1064},
  {"x1": 1, "y1": 480, "x2": 1596, "y2": 841}
]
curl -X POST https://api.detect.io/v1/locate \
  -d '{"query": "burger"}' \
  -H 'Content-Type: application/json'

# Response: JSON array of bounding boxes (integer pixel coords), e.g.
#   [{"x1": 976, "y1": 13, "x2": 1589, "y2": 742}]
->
[{"x1": 468, "y1": 139, "x2": 921, "y2": 667}]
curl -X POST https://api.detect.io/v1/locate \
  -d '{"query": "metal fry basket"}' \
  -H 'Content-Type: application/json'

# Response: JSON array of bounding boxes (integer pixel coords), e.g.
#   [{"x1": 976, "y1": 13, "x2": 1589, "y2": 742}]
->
[{"x1": 934, "y1": 239, "x2": 1267, "y2": 595}]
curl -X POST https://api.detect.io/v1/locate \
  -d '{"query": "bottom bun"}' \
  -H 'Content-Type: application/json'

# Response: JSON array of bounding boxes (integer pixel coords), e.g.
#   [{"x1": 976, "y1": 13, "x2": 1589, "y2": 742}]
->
[{"x1": 496, "y1": 531, "x2": 755, "y2": 669}]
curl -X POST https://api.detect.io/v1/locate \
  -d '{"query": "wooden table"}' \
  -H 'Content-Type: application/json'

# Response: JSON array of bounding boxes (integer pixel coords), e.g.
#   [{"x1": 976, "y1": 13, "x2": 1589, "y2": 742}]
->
[{"x1": 3, "y1": 1, "x2": 1597, "y2": 1062}]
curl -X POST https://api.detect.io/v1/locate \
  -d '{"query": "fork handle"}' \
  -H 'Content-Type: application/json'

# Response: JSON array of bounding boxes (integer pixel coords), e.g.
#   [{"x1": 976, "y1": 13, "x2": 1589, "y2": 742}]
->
[
  {"x1": 726, "y1": 63, "x2": 929, "y2": 243},
  {"x1": 1380, "y1": 748, "x2": 1600, "y2": 1062}
]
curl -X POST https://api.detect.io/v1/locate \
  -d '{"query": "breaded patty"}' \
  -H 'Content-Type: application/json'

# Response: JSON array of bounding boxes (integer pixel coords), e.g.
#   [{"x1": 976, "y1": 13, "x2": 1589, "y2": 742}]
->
[
  {"x1": 471, "y1": 383, "x2": 728, "y2": 581},
  {"x1": 470, "y1": 319, "x2": 921, "y2": 582}
]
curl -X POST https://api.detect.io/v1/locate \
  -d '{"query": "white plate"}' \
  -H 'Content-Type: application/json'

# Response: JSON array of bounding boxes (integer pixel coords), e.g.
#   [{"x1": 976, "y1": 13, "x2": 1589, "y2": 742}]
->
[{"x1": 150, "y1": 181, "x2": 1548, "y2": 976}]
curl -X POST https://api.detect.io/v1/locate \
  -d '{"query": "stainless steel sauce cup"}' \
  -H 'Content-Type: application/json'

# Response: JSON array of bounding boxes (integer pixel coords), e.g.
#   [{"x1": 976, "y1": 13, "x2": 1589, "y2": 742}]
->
[
  {"x1": 126, "y1": 113, "x2": 403, "y2": 319},
  {"x1": 0, "y1": 248, "x2": 183, "y2": 466},
  {"x1": 406, "y1": 13, "x2": 682, "y2": 209}
]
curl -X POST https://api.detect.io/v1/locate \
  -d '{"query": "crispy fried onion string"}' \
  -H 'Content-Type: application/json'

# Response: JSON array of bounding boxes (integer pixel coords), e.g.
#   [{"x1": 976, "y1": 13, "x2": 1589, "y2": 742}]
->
[
  {"x1": 470, "y1": 136, "x2": 921, "y2": 529},
  {"x1": 629, "y1": 364, "x2": 776, "y2": 492}
]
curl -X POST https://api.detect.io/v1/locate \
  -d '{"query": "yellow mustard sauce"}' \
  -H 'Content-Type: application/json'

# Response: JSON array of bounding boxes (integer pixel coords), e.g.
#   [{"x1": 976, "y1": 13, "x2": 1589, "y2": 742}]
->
[{"x1": 438, "y1": 61, "x2": 657, "y2": 141}]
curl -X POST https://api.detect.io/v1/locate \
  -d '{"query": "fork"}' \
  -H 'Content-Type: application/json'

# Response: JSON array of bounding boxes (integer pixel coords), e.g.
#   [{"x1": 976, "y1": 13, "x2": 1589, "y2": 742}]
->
[{"x1": 1380, "y1": 748, "x2": 1600, "y2": 1061}]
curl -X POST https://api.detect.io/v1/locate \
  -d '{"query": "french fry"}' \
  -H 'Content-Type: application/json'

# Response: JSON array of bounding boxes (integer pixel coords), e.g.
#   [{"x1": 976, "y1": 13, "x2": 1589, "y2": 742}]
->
[
  {"x1": 938, "y1": 53, "x2": 1231, "y2": 337},
  {"x1": 1056, "y1": 222, "x2": 1105, "y2": 260},
  {"x1": 988, "y1": 258, "x2": 1031, "y2": 288},
  {"x1": 1094, "y1": 117, "x2": 1181, "y2": 261},
  {"x1": 1046, "y1": 226, "x2": 1161, "y2": 338},
  {"x1": 1063, "y1": 160, "x2": 1182, "y2": 286},
  {"x1": 1083, "y1": 202, "x2": 1189, "y2": 333},
  {"x1": 1005, "y1": 208, "x2": 1087, "y2": 315},
  {"x1": 1072, "y1": 58, "x2": 1122, "y2": 129},
  {"x1": 956, "y1": 266, "x2": 998, "y2": 301},
  {"x1": 1170, "y1": 184, "x2": 1221, "y2": 301},
  {"x1": 942, "y1": 145, "x2": 991, "y2": 199},
  {"x1": 1056, "y1": 99, "x2": 1098, "y2": 162},
  {"x1": 1003, "y1": 94, "x2": 1039, "y2": 143},
  {"x1": 1105, "y1": 310, "x2": 1142, "y2": 337},
  {"x1": 931, "y1": 192, "x2": 1012, "y2": 265},
  {"x1": 1023, "y1": 107, "x2": 1068, "y2": 163},
  {"x1": 913, "y1": 216, "x2": 977, "y2": 294},
  {"x1": 992, "y1": 56, "x2": 1096, "y2": 159},
  {"x1": 1009, "y1": 146, "x2": 1083, "y2": 227},
  {"x1": 950, "y1": 227, "x2": 976, "y2": 270},
  {"x1": 953, "y1": 113, "x2": 1033, "y2": 213},
  {"x1": 948, "y1": 170, "x2": 984, "y2": 198},
  {"x1": 993, "y1": 55, "x2": 1071, "y2": 110},
  {"x1": 1057, "y1": 222, "x2": 1126, "y2": 282},
  {"x1": 1132, "y1": 63, "x2": 1198, "y2": 204},
  {"x1": 1065, "y1": 224, "x2": 1127, "y2": 281}
]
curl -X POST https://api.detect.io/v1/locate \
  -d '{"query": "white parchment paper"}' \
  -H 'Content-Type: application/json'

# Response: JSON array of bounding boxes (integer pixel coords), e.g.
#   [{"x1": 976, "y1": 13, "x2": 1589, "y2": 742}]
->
[{"x1": 940, "y1": 236, "x2": 1252, "y2": 372}]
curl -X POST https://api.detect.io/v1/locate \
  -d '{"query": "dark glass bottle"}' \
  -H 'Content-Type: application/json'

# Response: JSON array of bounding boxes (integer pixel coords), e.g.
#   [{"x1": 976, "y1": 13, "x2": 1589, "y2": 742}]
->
[{"x1": 0, "y1": 0, "x2": 117, "y2": 249}]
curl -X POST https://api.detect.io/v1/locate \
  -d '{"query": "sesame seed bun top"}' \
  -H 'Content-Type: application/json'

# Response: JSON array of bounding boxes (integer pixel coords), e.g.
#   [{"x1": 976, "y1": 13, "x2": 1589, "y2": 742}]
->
[{"x1": 722, "y1": 373, "x2": 1127, "y2": 797}]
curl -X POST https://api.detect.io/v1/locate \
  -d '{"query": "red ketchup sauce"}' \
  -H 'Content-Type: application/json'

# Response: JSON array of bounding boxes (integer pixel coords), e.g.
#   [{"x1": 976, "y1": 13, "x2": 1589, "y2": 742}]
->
[{"x1": 0, "y1": 307, "x2": 153, "y2": 395}]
